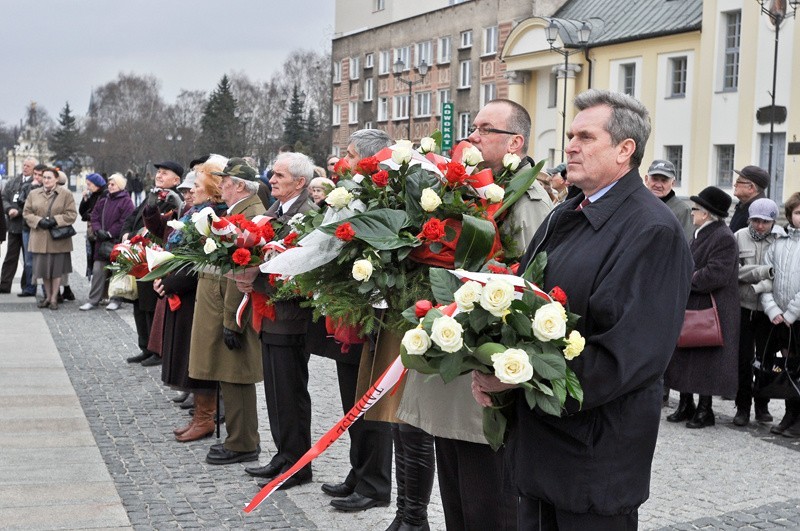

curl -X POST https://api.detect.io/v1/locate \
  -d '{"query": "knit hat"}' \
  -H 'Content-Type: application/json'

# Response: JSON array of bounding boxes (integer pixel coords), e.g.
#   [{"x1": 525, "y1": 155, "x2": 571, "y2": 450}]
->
[
  {"x1": 733, "y1": 165, "x2": 770, "y2": 190},
  {"x1": 690, "y1": 186, "x2": 732, "y2": 218},
  {"x1": 748, "y1": 198, "x2": 778, "y2": 221},
  {"x1": 86, "y1": 173, "x2": 106, "y2": 188},
  {"x1": 108, "y1": 172, "x2": 128, "y2": 190}
]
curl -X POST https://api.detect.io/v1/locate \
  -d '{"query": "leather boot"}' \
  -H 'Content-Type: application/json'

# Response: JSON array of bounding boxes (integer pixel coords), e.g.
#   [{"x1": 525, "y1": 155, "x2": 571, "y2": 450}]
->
[
  {"x1": 733, "y1": 406, "x2": 750, "y2": 427},
  {"x1": 397, "y1": 425, "x2": 434, "y2": 531},
  {"x1": 387, "y1": 425, "x2": 406, "y2": 531},
  {"x1": 771, "y1": 400, "x2": 800, "y2": 435},
  {"x1": 666, "y1": 393, "x2": 695, "y2": 423},
  {"x1": 686, "y1": 395, "x2": 715, "y2": 428},
  {"x1": 176, "y1": 392, "x2": 216, "y2": 442},
  {"x1": 173, "y1": 417, "x2": 194, "y2": 436}
]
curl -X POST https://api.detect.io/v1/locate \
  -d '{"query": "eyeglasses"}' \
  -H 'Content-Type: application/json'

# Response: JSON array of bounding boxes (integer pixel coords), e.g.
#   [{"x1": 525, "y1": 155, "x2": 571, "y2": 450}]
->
[
  {"x1": 734, "y1": 180, "x2": 753, "y2": 187},
  {"x1": 690, "y1": 207, "x2": 701, "y2": 211},
  {"x1": 468, "y1": 125, "x2": 519, "y2": 137}
]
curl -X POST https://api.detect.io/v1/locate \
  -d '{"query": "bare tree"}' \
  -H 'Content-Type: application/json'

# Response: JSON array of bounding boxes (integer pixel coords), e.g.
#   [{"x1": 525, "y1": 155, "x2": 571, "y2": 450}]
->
[{"x1": 164, "y1": 89, "x2": 207, "y2": 164}]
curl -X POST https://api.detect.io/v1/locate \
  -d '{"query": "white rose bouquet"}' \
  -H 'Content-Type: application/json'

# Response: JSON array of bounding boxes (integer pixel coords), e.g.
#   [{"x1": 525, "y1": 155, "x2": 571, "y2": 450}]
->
[{"x1": 399, "y1": 254, "x2": 585, "y2": 450}]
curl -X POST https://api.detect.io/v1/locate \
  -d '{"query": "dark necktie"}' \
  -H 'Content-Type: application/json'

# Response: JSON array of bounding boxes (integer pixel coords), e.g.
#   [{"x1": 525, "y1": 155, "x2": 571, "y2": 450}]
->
[
  {"x1": 576, "y1": 198, "x2": 590, "y2": 211},
  {"x1": 276, "y1": 205, "x2": 284, "y2": 217}
]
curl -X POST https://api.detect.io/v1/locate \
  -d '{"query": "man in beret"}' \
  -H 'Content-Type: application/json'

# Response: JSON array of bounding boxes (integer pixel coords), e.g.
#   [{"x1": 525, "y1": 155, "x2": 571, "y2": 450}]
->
[{"x1": 730, "y1": 165, "x2": 770, "y2": 233}]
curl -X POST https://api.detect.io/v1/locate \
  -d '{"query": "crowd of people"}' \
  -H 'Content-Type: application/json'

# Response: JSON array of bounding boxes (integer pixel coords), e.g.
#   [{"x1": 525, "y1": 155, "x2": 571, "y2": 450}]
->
[{"x1": 1, "y1": 89, "x2": 799, "y2": 530}]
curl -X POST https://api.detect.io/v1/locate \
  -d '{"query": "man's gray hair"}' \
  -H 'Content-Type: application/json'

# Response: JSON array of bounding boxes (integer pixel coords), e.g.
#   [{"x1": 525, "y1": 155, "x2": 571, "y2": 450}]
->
[
  {"x1": 230, "y1": 176, "x2": 260, "y2": 195},
  {"x1": 574, "y1": 89, "x2": 651, "y2": 168},
  {"x1": 276, "y1": 151, "x2": 315, "y2": 182},
  {"x1": 488, "y1": 99, "x2": 531, "y2": 153},
  {"x1": 348, "y1": 129, "x2": 392, "y2": 159}
]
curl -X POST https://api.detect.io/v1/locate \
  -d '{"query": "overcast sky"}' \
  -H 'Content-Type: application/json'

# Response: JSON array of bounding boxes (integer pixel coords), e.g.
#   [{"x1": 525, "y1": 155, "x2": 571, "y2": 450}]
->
[{"x1": 1, "y1": 0, "x2": 335, "y2": 126}]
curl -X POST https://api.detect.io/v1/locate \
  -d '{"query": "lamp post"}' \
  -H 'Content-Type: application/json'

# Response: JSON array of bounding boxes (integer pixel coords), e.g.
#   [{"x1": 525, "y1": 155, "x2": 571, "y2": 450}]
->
[
  {"x1": 393, "y1": 58, "x2": 429, "y2": 141},
  {"x1": 756, "y1": 0, "x2": 798, "y2": 197},
  {"x1": 545, "y1": 19, "x2": 591, "y2": 163},
  {"x1": 166, "y1": 132, "x2": 183, "y2": 160}
]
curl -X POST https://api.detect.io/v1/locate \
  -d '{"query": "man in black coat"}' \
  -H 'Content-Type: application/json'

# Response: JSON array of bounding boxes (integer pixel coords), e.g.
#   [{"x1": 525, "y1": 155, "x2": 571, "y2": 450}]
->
[
  {"x1": 474, "y1": 89, "x2": 693, "y2": 529},
  {"x1": 0, "y1": 157, "x2": 37, "y2": 295},
  {"x1": 729, "y1": 165, "x2": 769, "y2": 233}
]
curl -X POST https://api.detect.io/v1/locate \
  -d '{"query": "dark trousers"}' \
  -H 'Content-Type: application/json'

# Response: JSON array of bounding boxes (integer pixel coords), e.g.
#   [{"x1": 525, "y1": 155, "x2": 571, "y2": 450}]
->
[
  {"x1": 434, "y1": 436, "x2": 517, "y2": 530},
  {"x1": 219, "y1": 381, "x2": 259, "y2": 452},
  {"x1": 337, "y1": 359, "x2": 392, "y2": 501},
  {"x1": 736, "y1": 308, "x2": 772, "y2": 410},
  {"x1": 0, "y1": 231, "x2": 29, "y2": 292},
  {"x1": 132, "y1": 303, "x2": 155, "y2": 353},
  {"x1": 261, "y1": 333, "x2": 312, "y2": 473},
  {"x1": 518, "y1": 498, "x2": 637, "y2": 531}
]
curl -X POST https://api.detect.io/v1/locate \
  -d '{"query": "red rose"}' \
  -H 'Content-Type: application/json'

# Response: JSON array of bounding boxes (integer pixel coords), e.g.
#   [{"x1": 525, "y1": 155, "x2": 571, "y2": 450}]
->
[
  {"x1": 268, "y1": 274, "x2": 281, "y2": 286},
  {"x1": 372, "y1": 170, "x2": 389, "y2": 188},
  {"x1": 130, "y1": 263, "x2": 149, "y2": 279},
  {"x1": 109, "y1": 246, "x2": 122, "y2": 263},
  {"x1": 333, "y1": 158, "x2": 350, "y2": 177},
  {"x1": 414, "y1": 300, "x2": 433, "y2": 318},
  {"x1": 283, "y1": 231, "x2": 299, "y2": 247},
  {"x1": 232, "y1": 248, "x2": 252, "y2": 266},
  {"x1": 549, "y1": 286, "x2": 568, "y2": 306},
  {"x1": 356, "y1": 156, "x2": 380, "y2": 175},
  {"x1": 335, "y1": 222, "x2": 356, "y2": 241},
  {"x1": 444, "y1": 161, "x2": 467, "y2": 186},
  {"x1": 419, "y1": 218, "x2": 446, "y2": 242},
  {"x1": 487, "y1": 264, "x2": 510, "y2": 274}
]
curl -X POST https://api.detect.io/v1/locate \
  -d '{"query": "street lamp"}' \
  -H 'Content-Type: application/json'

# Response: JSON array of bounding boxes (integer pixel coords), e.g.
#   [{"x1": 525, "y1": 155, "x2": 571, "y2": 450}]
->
[
  {"x1": 545, "y1": 19, "x2": 591, "y2": 162},
  {"x1": 755, "y1": 0, "x2": 798, "y2": 197},
  {"x1": 393, "y1": 58, "x2": 429, "y2": 141},
  {"x1": 166, "y1": 133, "x2": 182, "y2": 160}
]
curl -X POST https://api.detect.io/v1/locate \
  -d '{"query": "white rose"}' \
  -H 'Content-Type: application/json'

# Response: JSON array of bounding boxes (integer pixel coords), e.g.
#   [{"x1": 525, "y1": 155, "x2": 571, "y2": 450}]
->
[
  {"x1": 462, "y1": 146, "x2": 484, "y2": 167},
  {"x1": 325, "y1": 187, "x2": 353, "y2": 209},
  {"x1": 479, "y1": 279, "x2": 515, "y2": 317},
  {"x1": 351, "y1": 259, "x2": 374, "y2": 282},
  {"x1": 420, "y1": 188, "x2": 442, "y2": 212},
  {"x1": 454, "y1": 281, "x2": 483, "y2": 312},
  {"x1": 430, "y1": 315, "x2": 464, "y2": 353},
  {"x1": 401, "y1": 328, "x2": 432, "y2": 355},
  {"x1": 563, "y1": 330, "x2": 586, "y2": 360},
  {"x1": 392, "y1": 144, "x2": 414, "y2": 165},
  {"x1": 532, "y1": 302, "x2": 568, "y2": 342},
  {"x1": 419, "y1": 137, "x2": 437, "y2": 154},
  {"x1": 166, "y1": 219, "x2": 185, "y2": 231},
  {"x1": 203, "y1": 238, "x2": 218, "y2": 254},
  {"x1": 502, "y1": 153, "x2": 521, "y2": 171},
  {"x1": 491, "y1": 348, "x2": 534, "y2": 384},
  {"x1": 484, "y1": 183, "x2": 505, "y2": 203}
]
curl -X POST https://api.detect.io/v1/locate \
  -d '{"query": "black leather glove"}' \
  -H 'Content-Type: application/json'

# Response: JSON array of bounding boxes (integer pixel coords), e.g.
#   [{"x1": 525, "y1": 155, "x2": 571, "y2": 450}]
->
[
  {"x1": 38, "y1": 217, "x2": 57, "y2": 229},
  {"x1": 145, "y1": 189, "x2": 160, "y2": 208},
  {"x1": 96, "y1": 230, "x2": 113, "y2": 241},
  {"x1": 158, "y1": 189, "x2": 184, "y2": 214},
  {"x1": 222, "y1": 327, "x2": 243, "y2": 350}
]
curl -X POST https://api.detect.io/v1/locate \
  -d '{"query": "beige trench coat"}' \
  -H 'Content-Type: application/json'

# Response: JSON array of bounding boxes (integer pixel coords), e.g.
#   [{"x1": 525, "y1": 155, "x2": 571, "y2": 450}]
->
[{"x1": 23, "y1": 186, "x2": 77, "y2": 254}]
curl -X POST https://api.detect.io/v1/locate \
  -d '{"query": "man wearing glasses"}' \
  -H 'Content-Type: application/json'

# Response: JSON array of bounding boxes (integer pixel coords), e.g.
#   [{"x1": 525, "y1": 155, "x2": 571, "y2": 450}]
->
[
  {"x1": 467, "y1": 99, "x2": 553, "y2": 257},
  {"x1": 730, "y1": 165, "x2": 770, "y2": 232}
]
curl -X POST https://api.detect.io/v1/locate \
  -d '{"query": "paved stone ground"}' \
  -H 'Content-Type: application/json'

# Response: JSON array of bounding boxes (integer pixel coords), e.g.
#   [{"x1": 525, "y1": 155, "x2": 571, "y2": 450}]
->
[{"x1": 2, "y1": 210, "x2": 800, "y2": 529}]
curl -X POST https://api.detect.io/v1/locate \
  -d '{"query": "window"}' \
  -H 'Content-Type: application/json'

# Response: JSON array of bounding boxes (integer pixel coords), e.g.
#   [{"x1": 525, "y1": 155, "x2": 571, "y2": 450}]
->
[
  {"x1": 333, "y1": 61, "x2": 341, "y2": 83},
  {"x1": 374, "y1": 0, "x2": 385, "y2": 11},
  {"x1": 716, "y1": 145, "x2": 735, "y2": 186},
  {"x1": 438, "y1": 89, "x2": 451, "y2": 114},
  {"x1": 364, "y1": 121, "x2": 373, "y2": 130},
  {"x1": 548, "y1": 71, "x2": 558, "y2": 108},
  {"x1": 480, "y1": 83, "x2": 496, "y2": 106},
  {"x1": 364, "y1": 78, "x2": 373, "y2": 102},
  {"x1": 438, "y1": 37, "x2": 451, "y2": 64},
  {"x1": 620, "y1": 63, "x2": 636, "y2": 97},
  {"x1": 379, "y1": 50, "x2": 391, "y2": 75},
  {"x1": 349, "y1": 57, "x2": 360, "y2": 80},
  {"x1": 416, "y1": 41, "x2": 433, "y2": 67},
  {"x1": 665, "y1": 145, "x2": 683, "y2": 184},
  {"x1": 394, "y1": 46, "x2": 411, "y2": 70},
  {"x1": 348, "y1": 101, "x2": 358, "y2": 124},
  {"x1": 459, "y1": 60, "x2": 471, "y2": 88},
  {"x1": 415, "y1": 92, "x2": 432, "y2": 117},
  {"x1": 365, "y1": 53, "x2": 374, "y2": 69},
  {"x1": 669, "y1": 56, "x2": 687, "y2": 97},
  {"x1": 460, "y1": 30, "x2": 473, "y2": 48},
  {"x1": 458, "y1": 112, "x2": 471, "y2": 140},
  {"x1": 723, "y1": 11, "x2": 741, "y2": 91},
  {"x1": 332, "y1": 104, "x2": 341, "y2": 126},
  {"x1": 393, "y1": 95, "x2": 410, "y2": 120},
  {"x1": 377, "y1": 97, "x2": 389, "y2": 121},
  {"x1": 483, "y1": 26, "x2": 498, "y2": 55}
]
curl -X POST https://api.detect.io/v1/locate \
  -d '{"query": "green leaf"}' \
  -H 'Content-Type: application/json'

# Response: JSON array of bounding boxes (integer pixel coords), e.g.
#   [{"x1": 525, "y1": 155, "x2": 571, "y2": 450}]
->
[
  {"x1": 357, "y1": 280, "x2": 374, "y2": 294},
  {"x1": 420, "y1": 307, "x2": 443, "y2": 332},
  {"x1": 439, "y1": 350, "x2": 465, "y2": 383},
  {"x1": 430, "y1": 130, "x2": 443, "y2": 153},
  {"x1": 552, "y1": 378, "x2": 567, "y2": 405},
  {"x1": 524, "y1": 388, "x2": 538, "y2": 410},
  {"x1": 492, "y1": 158, "x2": 546, "y2": 219},
  {"x1": 404, "y1": 169, "x2": 442, "y2": 226},
  {"x1": 319, "y1": 209, "x2": 414, "y2": 250},
  {"x1": 506, "y1": 311, "x2": 534, "y2": 338},
  {"x1": 532, "y1": 389, "x2": 562, "y2": 416},
  {"x1": 472, "y1": 342, "x2": 506, "y2": 366},
  {"x1": 429, "y1": 268, "x2": 461, "y2": 305},
  {"x1": 522, "y1": 251, "x2": 547, "y2": 287},
  {"x1": 565, "y1": 366, "x2": 584, "y2": 407},
  {"x1": 401, "y1": 305, "x2": 420, "y2": 324},
  {"x1": 429, "y1": 242, "x2": 443, "y2": 253},
  {"x1": 525, "y1": 344, "x2": 566, "y2": 380},
  {"x1": 482, "y1": 407, "x2": 507, "y2": 451},
  {"x1": 468, "y1": 306, "x2": 491, "y2": 332},
  {"x1": 455, "y1": 214, "x2": 496, "y2": 271},
  {"x1": 532, "y1": 379, "x2": 554, "y2": 396},
  {"x1": 401, "y1": 349, "x2": 439, "y2": 374},
  {"x1": 500, "y1": 322, "x2": 518, "y2": 345}
]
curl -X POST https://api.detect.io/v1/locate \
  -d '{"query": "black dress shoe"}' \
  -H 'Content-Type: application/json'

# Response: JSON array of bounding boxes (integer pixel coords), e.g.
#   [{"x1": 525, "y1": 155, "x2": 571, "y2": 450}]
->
[
  {"x1": 140, "y1": 353, "x2": 162, "y2": 366},
  {"x1": 258, "y1": 472, "x2": 312, "y2": 490},
  {"x1": 754, "y1": 406, "x2": 773, "y2": 423},
  {"x1": 180, "y1": 394, "x2": 196, "y2": 409},
  {"x1": 0, "y1": 288, "x2": 11, "y2": 294},
  {"x1": 172, "y1": 391, "x2": 190, "y2": 403},
  {"x1": 330, "y1": 492, "x2": 390, "y2": 512},
  {"x1": 733, "y1": 408, "x2": 750, "y2": 427},
  {"x1": 321, "y1": 481, "x2": 355, "y2": 498},
  {"x1": 206, "y1": 446, "x2": 260, "y2": 465},
  {"x1": 126, "y1": 351, "x2": 150, "y2": 363},
  {"x1": 208, "y1": 442, "x2": 226, "y2": 454},
  {"x1": 61, "y1": 286, "x2": 75, "y2": 301},
  {"x1": 17, "y1": 291, "x2": 35, "y2": 297},
  {"x1": 245, "y1": 462, "x2": 283, "y2": 478}
]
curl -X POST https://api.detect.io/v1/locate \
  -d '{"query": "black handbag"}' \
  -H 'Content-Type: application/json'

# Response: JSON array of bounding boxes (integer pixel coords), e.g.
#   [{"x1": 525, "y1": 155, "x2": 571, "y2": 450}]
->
[
  {"x1": 753, "y1": 326, "x2": 800, "y2": 399},
  {"x1": 677, "y1": 294, "x2": 724, "y2": 348},
  {"x1": 95, "y1": 201, "x2": 116, "y2": 261},
  {"x1": 45, "y1": 193, "x2": 76, "y2": 240}
]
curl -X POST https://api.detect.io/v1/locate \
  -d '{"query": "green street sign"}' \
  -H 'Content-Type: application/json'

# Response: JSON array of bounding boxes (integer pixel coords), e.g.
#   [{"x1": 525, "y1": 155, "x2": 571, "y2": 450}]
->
[{"x1": 441, "y1": 102, "x2": 454, "y2": 151}]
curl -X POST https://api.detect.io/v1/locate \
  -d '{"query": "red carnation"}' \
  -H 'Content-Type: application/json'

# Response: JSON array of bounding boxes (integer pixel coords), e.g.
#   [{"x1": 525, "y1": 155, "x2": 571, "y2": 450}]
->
[
  {"x1": 487, "y1": 264, "x2": 511, "y2": 275},
  {"x1": 283, "y1": 231, "x2": 299, "y2": 247},
  {"x1": 414, "y1": 300, "x2": 433, "y2": 318},
  {"x1": 227, "y1": 214, "x2": 246, "y2": 225},
  {"x1": 419, "y1": 218, "x2": 446, "y2": 242},
  {"x1": 232, "y1": 248, "x2": 252, "y2": 266},
  {"x1": 444, "y1": 161, "x2": 468, "y2": 186},
  {"x1": 549, "y1": 286, "x2": 568, "y2": 306},
  {"x1": 356, "y1": 156, "x2": 380, "y2": 175},
  {"x1": 260, "y1": 223, "x2": 275, "y2": 241},
  {"x1": 372, "y1": 170, "x2": 389, "y2": 188},
  {"x1": 335, "y1": 222, "x2": 356, "y2": 241}
]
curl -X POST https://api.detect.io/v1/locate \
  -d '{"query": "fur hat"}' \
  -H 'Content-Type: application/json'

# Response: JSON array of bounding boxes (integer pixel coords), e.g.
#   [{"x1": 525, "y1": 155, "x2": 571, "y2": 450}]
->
[{"x1": 690, "y1": 186, "x2": 732, "y2": 218}]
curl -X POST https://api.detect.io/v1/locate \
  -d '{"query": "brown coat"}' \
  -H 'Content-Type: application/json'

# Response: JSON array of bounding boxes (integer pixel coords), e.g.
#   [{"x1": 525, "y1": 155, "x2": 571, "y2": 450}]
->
[
  {"x1": 356, "y1": 327, "x2": 406, "y2": 423},
  {"x1": 23, "y1": 186, "x2": 77, "y2": 253},
  {"x1": 188, "y1": 195, "x2": 267, "y2": 384}
]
